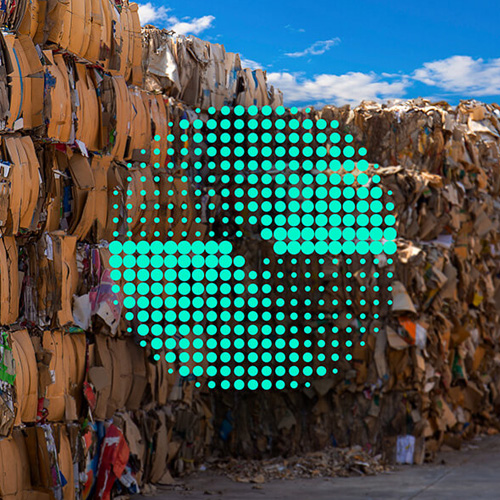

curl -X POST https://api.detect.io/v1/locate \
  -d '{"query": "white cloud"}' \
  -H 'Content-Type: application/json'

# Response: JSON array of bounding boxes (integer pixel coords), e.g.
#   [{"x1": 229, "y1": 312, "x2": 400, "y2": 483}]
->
[
  {"x1": 167, "y1": 15, "x2": 215, "y2": 35},
  {"x1": 240, "y1": 57, "x2": 264, "y2": 70},
  {"x1": 137, "y1": 2, "x2": 170, "y2": 25},
  {"x1": 267, "y1": 71, "x2": 409, "y2": 106},
  {"x1": 285, "y1": 25, "x2": 306, "y2": 33},
  {"x1": 285, "y1": 39, "x2": 340, "y2": 58},
  {"x1": 413, "y1": 56, "x2": 500, "y2": 96},
  {"x1": 137, "y1": 3, "x2": 215, "y2": 35}
]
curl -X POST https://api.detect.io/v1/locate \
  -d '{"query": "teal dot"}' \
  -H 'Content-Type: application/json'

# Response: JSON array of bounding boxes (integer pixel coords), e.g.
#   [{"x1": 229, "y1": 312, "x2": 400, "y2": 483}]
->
[
  {"x1": 384, "y1": 241, "x2": 397, "y2": 255},
  {"x1": 109, "y1": 241, "x2": 122, "y2": 255},
  {"x1": 370, "y1": 241, "x2": 384, "y2": 254},
  {"x1": 123, "y1": 241, "x2": 136, "y2": 254},
  {"x1": 109, "y1": 255, "x2": 122, "y2": 269},
  {"x1": 151, "y1": 338, "x2": 163, "y2": 350}
]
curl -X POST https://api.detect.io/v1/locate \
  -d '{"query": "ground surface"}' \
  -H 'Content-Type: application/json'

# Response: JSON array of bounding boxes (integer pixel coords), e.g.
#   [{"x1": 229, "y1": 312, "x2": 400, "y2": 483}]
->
[{"x1": 132, "y1": 434, "x2": 500, "y2": 500}]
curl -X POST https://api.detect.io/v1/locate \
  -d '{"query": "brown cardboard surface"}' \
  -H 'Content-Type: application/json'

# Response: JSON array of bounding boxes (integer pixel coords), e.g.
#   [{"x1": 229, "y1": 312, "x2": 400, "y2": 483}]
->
[
  {"x1": 128, "y1": 87, "x2": 151, "y2": 160},
  {"x1": 19, "y1": 136, "x2": 41, "y2": 231},
  {"x1": 62, "y1": 333, "x2": 86, "y2": 420},
  {"x1": 57, "y1": 425, "x2": 75, "y2": 500},
  {"x1": 44, "y1": 51, "x2": 72, "y2": 142},
  {"x1": 84, "y1": 0, "x2": 104, "y2": 62},
  {"x1": 92, "y1": 155, "x2": 112, "y2": 240},
  {"x1": 12, "y1": 329, "x2": 38, "y2": 424},
  {"x1": 107, "y1": 337, "x2": 133, "y2": 418},
  {"x1": 66, "y1": 151, "x2": 97, "y2": 240},
  {"x1": 0, "y1": 237, "x2": 19, "y2": 325},
  {"x1": 125, "y1": 339, "x2": 148, "y2": 410},
  {"x1": 4, "y1": 34, "x2": 43, "y2": 131},
  {"x1": 49, "y1": 232, "x2": 78, "y2": 326},
  {"x1": 0, "y1": 436, "x2": 23, "y2": 498},
  {"x1": 75, "y1": 63, "x2": 100, "y2": 151},
  {"x1": 43, "y1": 330, "x2": 66, "y2": 421},
  {"x1": 92, "y1": 334, "x2": 113, "y2": 420}
]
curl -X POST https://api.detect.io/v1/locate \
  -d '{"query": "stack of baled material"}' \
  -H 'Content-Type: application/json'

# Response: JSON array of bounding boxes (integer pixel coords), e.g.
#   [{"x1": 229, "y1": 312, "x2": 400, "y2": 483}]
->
[
  {"x1": 0, "y1": 1, "x2": 279, "y2": 499},
  {"x1": 0, "y1": 0, "x2": 498, "y2": 497}
]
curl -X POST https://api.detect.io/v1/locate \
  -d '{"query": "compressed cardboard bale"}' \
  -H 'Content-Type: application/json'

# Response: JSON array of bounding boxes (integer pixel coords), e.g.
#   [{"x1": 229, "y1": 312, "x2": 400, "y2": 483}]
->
[
  {"x1": 148, "y1": 94, "x2": 169, "y2": 169},
  {"x1": 11, "y1": 329, "x2": 38, "y2": 424},
  {"x1": 124, "y1": 167, "x2": 147, "y2": 234},
  {"x1": 235, "y1": 68, "x2": 257, "y2": 107},
  {"x1": 24, "y1": 425, "x2": 64, "y2": 497},
  {"x1": 142, "y1": 27, "x2": 181, "y2": 94},
  {"x1": 115, "y1": 411, "x2": 146, "y2": 483},
  {"x1": 46, "y1": 0, "x2": 91, "y2": 59},
  {"x1": 103, "y1": 161, "x2": 128, "y2": 240},
  {"x1": 90, "y1": 334, "x2": 113, "y2": 420},
  {"x1": 92, "y1": 155, "x2": 112, "y2": 240},
  {"x1": 0, "y1": 436, "x2": 25, "y2": 499},
  {"x1": 73, "y1": 63, "x2": 100, "y2": 151},
  {"x1": 17, "y1": 0, "x2": 44, "y2": 40},
  {"x1": 42, "y1": 330, "x2": 65, "y2": 421},
  {"x1": 65, "y1": 150, "x2": 97, "y2": 240},
  {"x1": 127, "y1": 87, "x2": 151, "y2": 160},
  {"x1": 147, "y1": 350, "x2": 172, "y2": 407},
  {"x1": 127, "y1": 2, "x2": 143, "y2": 86},
  {"x1": 0, "y1": 32, "x2": 12, "y2": 131},
  {"x1": 52, "y1": 232, "x2": 78, "y2": 326},
  {"x1": 0, "y1": 237, "x2": 19, "y2": 325},
  {"x1": 3, "y1": 33, "x2": 44, "y2": 130},
  {"x1": 43, "y1": 51, "x2": 72, "y2": 143},
  {"x1": 12, "y1": 429, "x2": 52, "y2": 499},
  {"x1": 119, "y1": 1, "x2": 131, "y2": 81},
  {"x1": 103, "y1": 0, "x2": 123, "y2": 74},
  {"x1": 35, "y1": 331, "x2": 84, "y2": 423},
  {"x1": 42, "y1": 145, "x2": 63, "y2": 233},
  {"x1": 171, "y1": 173, "x2": 195, "y2": 243},
  {"x1": 3, "y1": 135, "x2": 41, "y2": 234},
  {"x1": 56, "y1": 425, "x2": 75, "y2": 500},
  {"x1": 83, "y1": 0, "x2": 104, "y2": 61},
  {"x1": 0, "y1": 331, "x2": 16, "y2": 436},
  {"x1": 125, "y1": 339, "x2": 148, "y2": 410},
  {"x1": 131, "y1": 166, "x2": 159, "y2": 241},
  {"x1": 107, "y1": 337, "x2": 133, "y2": 418},
  {"x1": 99, "y1": 75, "x2": 132, "y2": 160},
  {"x1": 62, "y1": 333, "x2": 86, "y2": 420},
  {"x1": 148, "y1": 410, "x2": 171, "y2": 484}
]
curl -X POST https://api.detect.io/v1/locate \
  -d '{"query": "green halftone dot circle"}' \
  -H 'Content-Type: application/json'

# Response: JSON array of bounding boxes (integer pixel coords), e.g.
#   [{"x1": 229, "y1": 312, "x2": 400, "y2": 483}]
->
[
  {"x1": 330, "y1": 132, "x2": 341, "y2": 143},
  {"x1": 302, "y1": 119, "x2": 313, "y2": 129},
  {"x1": 109, "y1": 241, "x2": 122, "y2": 254},
  {"x1": 384, "y1": 228, "x2": 397, "y2": 240},
  {"x1": 384, "y1": 241, "x2": 397, "y2": 254},
  {"x1": 358, "y1": 159, "x2": 369, "y2": 171},
  {"x1": 234, "y1": 105, "x2": 245, "y2": 116},
  {"x1": 262, "y1": 380, "x2": 272, "y2": 390},
  {"x1": 109, "y1": 255, "x2": 122, "y2": 268},
  {"x1": 385, "y1": 214, "x2": 396, "y2": 225},
  {"x1": 151, "y1": 338, "x2": 163, "y2": 350}
]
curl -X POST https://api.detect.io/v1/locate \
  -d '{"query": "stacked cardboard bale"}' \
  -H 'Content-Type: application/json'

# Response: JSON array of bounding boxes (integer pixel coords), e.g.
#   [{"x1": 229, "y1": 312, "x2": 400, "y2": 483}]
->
[
  {"x1": 204, "y1": 100, "x2": 500, "y2": 467},
  {"x1": 142, "y1": 26, "x2": 283, "y2": 109},
  {"x1": 0, "y1": 1, "x2": 279, "y2": 498},
  {"x1": 0, "y1": 0, "x2": 499, "y2": 497}
]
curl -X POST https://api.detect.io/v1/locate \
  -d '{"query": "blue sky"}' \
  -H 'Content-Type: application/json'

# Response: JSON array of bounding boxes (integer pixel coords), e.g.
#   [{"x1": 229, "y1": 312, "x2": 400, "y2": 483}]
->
[{"x1": 138, "y1": 0, "x2": 500, "y2": 107}]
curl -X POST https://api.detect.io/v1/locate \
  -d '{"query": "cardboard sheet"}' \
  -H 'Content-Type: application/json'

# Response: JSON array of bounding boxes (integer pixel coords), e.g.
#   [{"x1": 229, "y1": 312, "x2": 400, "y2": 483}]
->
[{"x1": 11, "y1": 329, "x2": 38, "y2": 424}]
